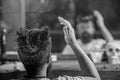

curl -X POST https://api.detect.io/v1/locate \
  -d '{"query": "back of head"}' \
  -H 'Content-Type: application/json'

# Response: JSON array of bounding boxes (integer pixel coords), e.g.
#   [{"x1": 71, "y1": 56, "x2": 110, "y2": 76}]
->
[{"x1": 16, "y1": 26, "x2": 51, "y2": 66}]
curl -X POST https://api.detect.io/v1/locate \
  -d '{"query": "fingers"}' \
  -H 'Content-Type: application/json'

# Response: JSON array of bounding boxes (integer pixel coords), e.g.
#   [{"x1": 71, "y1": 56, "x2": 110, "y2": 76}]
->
[
  {"x1": 58, "y1": 16, "x2": 72, "y2": 29},
  {"x1": 93, "y1": 10, "x2": 102, "y2": 17},
  {"x1": 63, "y1": 26, "x2": 69, "y2": 38},
  {"x1": 63, "y1": 27, "x2": 69, "y2": 44},
  {"x1": 93, "y1": 10, "x2": 99, "y2": 15},
  {"x1": 93, "y1": 10, "x2": 104, "y2": 24},
  {"x1": 93, "y1": 10, "x2": 99, "y2": 14},
  {"x1": 58, "y1": 16, "x2": 75, "y2": 40},
  {"x1": 58, "y1": 16, "x2": 68, "y2": 26},
  {"x1": 58, "y1": 16, "x2": 65, "y2": 25}
]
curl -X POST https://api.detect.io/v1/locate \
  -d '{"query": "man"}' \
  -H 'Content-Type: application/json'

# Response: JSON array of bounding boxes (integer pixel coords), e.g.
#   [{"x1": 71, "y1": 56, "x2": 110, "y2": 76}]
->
[
  {"x1": 62, "y1": 10, "x2": 113, "y2": 63},
  {"x1": 13, "y1": 17, "x2": 101, "y2": 80}
]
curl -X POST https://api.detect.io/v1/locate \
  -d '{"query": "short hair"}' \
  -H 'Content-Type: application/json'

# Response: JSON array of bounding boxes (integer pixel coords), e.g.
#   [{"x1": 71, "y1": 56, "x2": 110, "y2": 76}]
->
[
  {"x1": 16, "y1": 26, "x2": 51, "y2": 65},
  {"x1": 76, "y1": 15, "x2": 94, "y2": 23}
]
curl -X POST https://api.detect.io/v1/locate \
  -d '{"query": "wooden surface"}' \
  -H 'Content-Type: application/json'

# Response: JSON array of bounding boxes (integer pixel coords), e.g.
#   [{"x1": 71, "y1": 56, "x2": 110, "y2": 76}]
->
[
  {"x1": 0, "y1": 60, "x2": 120, "y2": 80},
  {"x1": 0, "y1": 53, "x2": 120, "y2": 80}
]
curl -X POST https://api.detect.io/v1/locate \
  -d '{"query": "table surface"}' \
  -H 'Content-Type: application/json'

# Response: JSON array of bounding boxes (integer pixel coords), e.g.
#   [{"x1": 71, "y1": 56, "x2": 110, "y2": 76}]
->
[
  {"x1": 1, "y1": 53, "x2": 120, "y2": 80},
  {"x1": 0, "y1": 60, "x2": 120, "y2": 73},
  {"x1": 1, "y1": 53, "x2": 120, "y2": 72}
]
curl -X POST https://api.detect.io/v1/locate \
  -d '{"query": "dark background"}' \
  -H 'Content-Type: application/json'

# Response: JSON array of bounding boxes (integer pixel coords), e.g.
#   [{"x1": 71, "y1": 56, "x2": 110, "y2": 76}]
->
[
  {"x1": 1, "y1": 0, "x2": 120, "y2": 52},
  {"x1": 26, "y1": 0, "x2": 120, "y2": 52},
  {"x1": 26, "y1": 0, "x2": 120, "y2": 30}
]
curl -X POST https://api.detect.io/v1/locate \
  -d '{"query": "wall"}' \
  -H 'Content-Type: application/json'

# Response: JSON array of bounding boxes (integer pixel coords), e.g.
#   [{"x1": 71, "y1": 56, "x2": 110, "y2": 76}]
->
[
  {"x1": 2, "y1": 0, "x2": 21, "y2": 51},
  {"x1": 1, "y1": 0, "x2": 120, "y2": 52}
]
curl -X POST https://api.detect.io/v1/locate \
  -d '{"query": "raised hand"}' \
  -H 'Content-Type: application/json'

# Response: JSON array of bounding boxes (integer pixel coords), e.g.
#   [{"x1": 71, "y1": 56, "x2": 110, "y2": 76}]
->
[
  {"x1": 58, "y1": 16, "x2": 77, "y2": 45},
  {"x1": 93, "y1": 10, "x2": 114, "y2": 42},
  {"x1": 93, "y1": 10, "x2": 104, "y2": 26},
  {"x1": 58, "y1": 16, "x2": 101, "y2": 80}
]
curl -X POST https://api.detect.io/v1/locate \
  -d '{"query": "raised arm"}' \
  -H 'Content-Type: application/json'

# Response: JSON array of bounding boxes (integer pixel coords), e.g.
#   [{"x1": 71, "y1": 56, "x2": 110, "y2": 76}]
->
[
  {"x1": 93, "y1": 10, "x2": 114, "y2": 42},
  {"x1": 58, "y1": 17, "x2": 101, "y2": 80}
]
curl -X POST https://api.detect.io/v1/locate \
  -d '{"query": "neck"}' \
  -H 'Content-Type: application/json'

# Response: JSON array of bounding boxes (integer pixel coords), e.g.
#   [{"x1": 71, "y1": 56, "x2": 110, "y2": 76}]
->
[{"x1": 24, "y1": 63, "x2": 48, "y2": 78}]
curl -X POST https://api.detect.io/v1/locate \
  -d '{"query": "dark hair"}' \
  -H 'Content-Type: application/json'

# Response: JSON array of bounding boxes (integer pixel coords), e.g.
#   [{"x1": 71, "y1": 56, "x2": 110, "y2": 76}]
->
[
  {"x1": 16, "y1": 26, "x2": 51, "y2": 65},
  {"x1": 76, "y1": 15, "x2": 94, "y2": 23}
]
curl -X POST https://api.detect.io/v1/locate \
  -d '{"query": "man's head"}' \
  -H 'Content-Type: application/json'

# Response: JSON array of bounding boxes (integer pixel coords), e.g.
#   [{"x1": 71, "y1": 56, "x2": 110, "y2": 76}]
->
[
  {"x1": 76, "y1": 15, "x2": 95, "y2": 43},
  {"x1": 16, "y1": 26, "x2": 51, "y2": 75}
]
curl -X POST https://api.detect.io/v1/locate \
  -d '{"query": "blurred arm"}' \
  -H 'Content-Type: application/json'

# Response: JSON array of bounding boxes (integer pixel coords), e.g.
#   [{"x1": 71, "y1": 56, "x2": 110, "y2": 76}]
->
[{"x1": 93, "y1": 10, "x2": 114, "y2": 42}]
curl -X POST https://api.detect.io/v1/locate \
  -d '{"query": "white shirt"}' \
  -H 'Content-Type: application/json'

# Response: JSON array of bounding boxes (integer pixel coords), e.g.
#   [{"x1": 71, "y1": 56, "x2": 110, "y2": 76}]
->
[{"x1": 62, "y1": 39, "x2": 106, "y2": 63}]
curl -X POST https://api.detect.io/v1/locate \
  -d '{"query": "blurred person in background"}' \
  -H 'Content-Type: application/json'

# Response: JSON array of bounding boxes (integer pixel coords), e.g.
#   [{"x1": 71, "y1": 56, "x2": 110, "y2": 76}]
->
[
  {"x1": 62, "y1": 10, "x2": 113, "y2": 63},
  {"x1": 12, "y1": 17, "x2": 101, "y2": 80}
]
